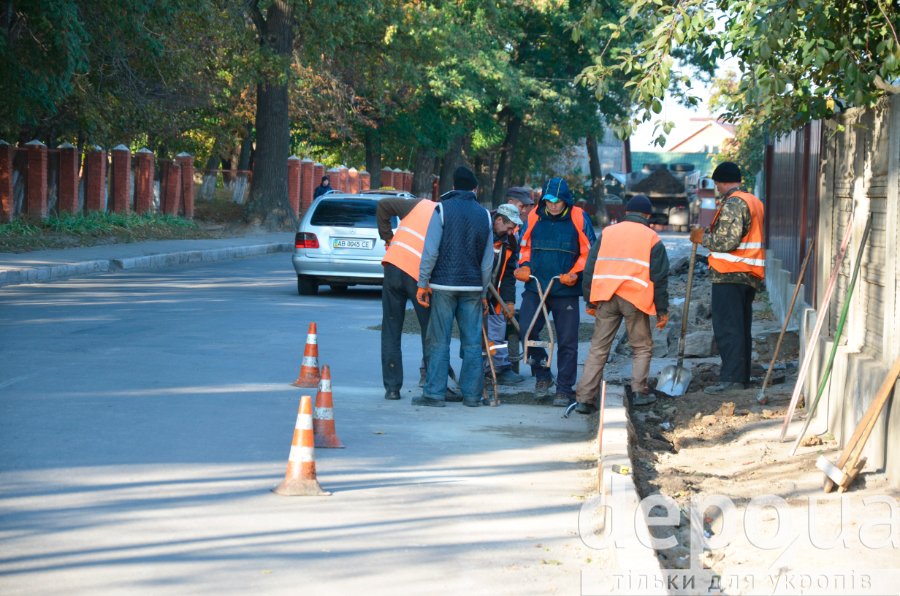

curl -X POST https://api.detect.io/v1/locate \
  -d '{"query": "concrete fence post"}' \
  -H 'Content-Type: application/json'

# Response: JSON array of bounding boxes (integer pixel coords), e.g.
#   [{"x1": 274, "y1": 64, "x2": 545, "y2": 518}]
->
[
  {"x1": 348, "y1": 167, "x2": 359, "y2": 194},
  {"x1": 287, "y1": 156, "x2": 301, "y2": 218},
  {"x1": 25, "y1": 140, "x2": 48, "y2": 219},
  {"x1": 326, "y1": 167, "x2": 340, "y2": 192},
  {"x1": 359, "y1": 170, "x2": 370, "y2": 192},
  {"x1": 163, "y1": 161, "x2": 182, "y2": 216},
  {"x1": 337, "y1": 165, "x2": 349, "y2": 193},
  {"x1": 110, "y1": 145, "x2": 132, "y2": 214},
  {"x1": 58, "y1": 142, "x2": 79, "y2": 214},
  {"x1": 300, "y1": 158, "x2": 314, "y2": 212},
  {"x1": 0, "y1": 141, "x2": 12, "y2": 222},
  {"x1": 84, "y1": 146, "x2": 107, "y2": 212},
  {"x1": 313, "y1": 163, "x2": 325, "y2": 197},
  {"x1": 134, "y1": 149, "x2": 155, "y2": 213},
  {"x1": 381, "y1": 167, "x2": 393, "y2": 189},
  {"x1": 175, "y1": 153, "x2": 194, "y2": 218}
]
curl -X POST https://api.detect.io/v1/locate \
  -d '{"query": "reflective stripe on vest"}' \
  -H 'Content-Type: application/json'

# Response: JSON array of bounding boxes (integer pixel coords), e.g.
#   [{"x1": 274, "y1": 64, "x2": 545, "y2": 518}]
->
[
  {"x1": 382, "y1": 200, "x2": 437, "y2": 281},
  {"x1": 707, "y1": 191, "x2": 766, "y2": 279},
  {"x1": 590, "y1": 221, "x2": 659, "y2": 315}
]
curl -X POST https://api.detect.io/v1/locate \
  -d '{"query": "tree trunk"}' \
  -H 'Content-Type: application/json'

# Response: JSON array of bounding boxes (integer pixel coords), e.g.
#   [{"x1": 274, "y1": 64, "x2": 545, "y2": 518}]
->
[
  {"x1": 365, "y1": 128, "x2": 382, "y2": 189},
  {"x1": 241, "y1": 0, "x2": 295, "y2": 230},
  {"x1": 438, "y1": 135, "x2": 463, "y2": 195},
  {"x1": 198, "y1": 145, "x2": 221, "y2": 202},
  {"x1": 237, "y1": 122, "x2": 253, "y2": 170},
  {"x1": 491, "y1": 114, "x2": 522, "y2": 208},
  {"x1": 586, "y1": 134, "x2": 609, "y2": 226},
  {"x1": 411, "y1": 146, "x2": 437, "y2": 198}
]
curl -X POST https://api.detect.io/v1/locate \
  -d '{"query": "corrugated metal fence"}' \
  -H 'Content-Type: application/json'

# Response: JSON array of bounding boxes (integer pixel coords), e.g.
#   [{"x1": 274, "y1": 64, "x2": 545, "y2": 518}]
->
[{"x1": 764, "y1": 121, "x2": 822, "y2": 306}]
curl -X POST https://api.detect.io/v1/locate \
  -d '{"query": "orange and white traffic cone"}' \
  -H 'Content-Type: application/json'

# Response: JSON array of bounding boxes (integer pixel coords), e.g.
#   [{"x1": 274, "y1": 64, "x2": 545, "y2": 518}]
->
[
  {"x1": 291, "y1": 322, "x2": 320, "y2": 388},
  {"x1": 272, "y1": 395, "x2": 330, "y2": 496},
  {"x1": 313, "y1": 365, "x2": 344, "y2": 449}
]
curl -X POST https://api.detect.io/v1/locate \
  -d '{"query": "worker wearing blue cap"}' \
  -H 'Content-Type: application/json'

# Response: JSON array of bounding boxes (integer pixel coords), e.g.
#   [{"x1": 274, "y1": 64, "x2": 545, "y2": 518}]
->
[{"x1": 514, "y1": 177, "x2": 596, "y2": 406}]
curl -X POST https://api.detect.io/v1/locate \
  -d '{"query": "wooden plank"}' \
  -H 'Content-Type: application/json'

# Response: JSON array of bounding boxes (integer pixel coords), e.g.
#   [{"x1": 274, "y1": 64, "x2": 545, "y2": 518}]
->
[{"x1": 825, "y1": 355, "x2": 900, "y2": 492}]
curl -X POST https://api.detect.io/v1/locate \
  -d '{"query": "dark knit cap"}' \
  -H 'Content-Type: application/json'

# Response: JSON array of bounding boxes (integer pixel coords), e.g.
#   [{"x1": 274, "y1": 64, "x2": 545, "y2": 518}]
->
[
  {"x1": 506, "y1": 186, "x2": 535, "y2": 205},
  {"x1": 453, "y1": 166, "x2": 478, "y2": 191},
  {"x1": 711, "y1": 162, "x2": 742, "y2": 183},
  {"x1": 626, "y1": 194, "x2": 653, "y2": 214}
]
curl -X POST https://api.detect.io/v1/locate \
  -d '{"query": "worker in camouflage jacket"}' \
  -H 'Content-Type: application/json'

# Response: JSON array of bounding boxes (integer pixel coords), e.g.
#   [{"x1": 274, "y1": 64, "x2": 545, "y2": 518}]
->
[{"x1": 690, "y1": 162, "x2": 765, "y2": 396}]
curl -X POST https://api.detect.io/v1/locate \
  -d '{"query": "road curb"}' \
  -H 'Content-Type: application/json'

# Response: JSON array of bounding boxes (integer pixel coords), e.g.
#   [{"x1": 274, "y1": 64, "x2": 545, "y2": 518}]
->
[
  {"x1": 0, "y1": 242, "x2": 292, "y2": 287},
  {"x1": 596, "y1": 384, "x2": 663, "y2": 573}
]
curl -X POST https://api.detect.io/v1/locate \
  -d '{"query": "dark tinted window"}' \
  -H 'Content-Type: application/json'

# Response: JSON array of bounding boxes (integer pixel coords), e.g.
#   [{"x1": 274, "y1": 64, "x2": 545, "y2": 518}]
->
[{"x1": 310, "y1": 200, "x2": 378, "y2": 228}]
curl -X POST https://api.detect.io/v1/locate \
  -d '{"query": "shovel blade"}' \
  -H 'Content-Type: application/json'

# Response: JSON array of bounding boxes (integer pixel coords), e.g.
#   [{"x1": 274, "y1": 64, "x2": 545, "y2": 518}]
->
[{"x1": 657, "y1": 365, "x2": 692, "y2": 396}]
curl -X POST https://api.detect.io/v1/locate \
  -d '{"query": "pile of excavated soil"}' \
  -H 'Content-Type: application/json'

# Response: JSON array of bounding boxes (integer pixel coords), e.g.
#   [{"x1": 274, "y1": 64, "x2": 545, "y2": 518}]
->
[{"x1": 632, "y1": 169, "x2": 685, "y2": 195}]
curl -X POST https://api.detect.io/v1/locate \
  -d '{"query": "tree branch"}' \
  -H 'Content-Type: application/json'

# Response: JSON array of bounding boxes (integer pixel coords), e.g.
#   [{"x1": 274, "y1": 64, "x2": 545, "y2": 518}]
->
[{"x1": 245, "y1": 0, "x2": 266, "y2": 35}]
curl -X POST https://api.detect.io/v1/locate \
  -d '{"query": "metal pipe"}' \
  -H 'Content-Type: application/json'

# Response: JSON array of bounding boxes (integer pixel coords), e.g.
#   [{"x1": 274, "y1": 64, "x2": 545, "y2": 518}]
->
[{"x1": 790, "y1": 215, "x2": 872, "y2": 455}]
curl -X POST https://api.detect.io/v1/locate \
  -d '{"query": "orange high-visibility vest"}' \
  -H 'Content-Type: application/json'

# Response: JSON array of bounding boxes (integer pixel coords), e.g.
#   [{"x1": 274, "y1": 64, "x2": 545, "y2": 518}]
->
[
  {"x1": 381, "y1": 200, "x2": 437, "y2": 281},
  {"x1": 707, "y1": 191, "x2": 766, "y2": 279},
  {"x1": 491, "y1": 239, "x2": 514, "y2": 314},
  {"x1": 590, "y1": 221, "x2": 660, "y2": 315},
  {"x1": 519, "y1": 205, "x2": 591, "y2": 274}
]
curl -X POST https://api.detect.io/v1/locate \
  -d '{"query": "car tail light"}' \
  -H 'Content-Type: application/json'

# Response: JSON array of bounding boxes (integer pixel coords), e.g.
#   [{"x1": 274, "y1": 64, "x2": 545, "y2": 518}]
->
[{"x1": 295, "y1": 232, "x2": 319, "y2": 249}]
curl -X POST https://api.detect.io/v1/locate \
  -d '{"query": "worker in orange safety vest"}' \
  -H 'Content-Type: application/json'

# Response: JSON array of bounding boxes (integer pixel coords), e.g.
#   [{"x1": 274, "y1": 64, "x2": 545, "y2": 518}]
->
[
  {"x1": 689, "y1": 161, "x2": 765, "y2": 396},
  {"x1": 573, "y1": 195, "x2": 670, "y2": 414}
]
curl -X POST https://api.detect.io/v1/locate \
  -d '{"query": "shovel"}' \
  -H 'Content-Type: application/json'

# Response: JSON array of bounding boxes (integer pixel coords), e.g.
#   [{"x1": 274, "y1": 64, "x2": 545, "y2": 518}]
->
[{"x1": 657, "y1": 242, "x2": 697, "y2": 396}]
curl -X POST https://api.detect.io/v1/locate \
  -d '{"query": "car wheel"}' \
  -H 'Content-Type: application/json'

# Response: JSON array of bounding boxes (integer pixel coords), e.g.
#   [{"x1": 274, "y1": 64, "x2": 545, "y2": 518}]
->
[
  {"x1": 297, "y1": 275, "x2": 319, "y2": 295},
  {"x1": 329, "y1": 284, "x2": 349, "y2": 293}
]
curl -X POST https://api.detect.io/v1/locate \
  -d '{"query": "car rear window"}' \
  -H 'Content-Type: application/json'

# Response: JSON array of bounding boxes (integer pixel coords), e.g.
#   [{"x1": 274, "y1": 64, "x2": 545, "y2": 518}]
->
[{"x1": 310, "y1": 200, "x2": 378, "y2": 228}]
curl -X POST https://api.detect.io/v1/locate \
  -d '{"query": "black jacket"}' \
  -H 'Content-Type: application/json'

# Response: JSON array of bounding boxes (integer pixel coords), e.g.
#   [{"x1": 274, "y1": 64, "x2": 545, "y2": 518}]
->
[
  {"x1": 488, "y1": 211, "x2": 519, "y2": 308},
  {"x1": 582, "y1": 212, "x2": 670, "y2": 314}
]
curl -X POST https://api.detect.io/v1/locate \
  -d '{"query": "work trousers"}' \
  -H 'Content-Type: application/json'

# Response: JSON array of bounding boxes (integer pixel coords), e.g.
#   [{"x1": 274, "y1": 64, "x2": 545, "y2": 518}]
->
[
  {"x1": 711, "y1": 282, "x2": 756, "y2": 384},
  {"x1": 423, "y1": 290, "x2": 484, "y2": 402},
  {"x1": 519, "y1": 291, "x2": 580, "y2": 397},
  {"x1": 483, "y1": 312, "x2": 511, "y2": 374},
  {"x1": 576, "y1": 295, "x2": 654, "y2": 405},
  {"x1": 381, "y1": 263, "x2": 429, "y2": 392}
]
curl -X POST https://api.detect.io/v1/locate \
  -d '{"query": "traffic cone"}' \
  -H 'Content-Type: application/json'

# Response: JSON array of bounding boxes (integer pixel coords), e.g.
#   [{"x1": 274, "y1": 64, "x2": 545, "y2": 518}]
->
[
  {"x1": 291, "y1": 322, "x2": 320, "y2": 388},
  {"x1": 313, "y1": 366, "x2": 344, "y2": 449},
  {"x1": 272, "y1": 395, "x2": 330, "y2": 496}
]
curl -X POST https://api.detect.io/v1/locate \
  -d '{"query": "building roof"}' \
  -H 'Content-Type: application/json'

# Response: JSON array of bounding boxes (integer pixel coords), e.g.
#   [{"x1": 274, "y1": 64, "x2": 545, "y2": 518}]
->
[{"x1": 667, "y1": 120, "x2": 736, "y2": 152}]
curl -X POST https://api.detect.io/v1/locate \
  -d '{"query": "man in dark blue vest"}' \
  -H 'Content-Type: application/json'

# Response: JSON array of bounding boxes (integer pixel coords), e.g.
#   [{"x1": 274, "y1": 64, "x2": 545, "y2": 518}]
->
[{"x1": 416, "y1": 167, "x2": 494, "y2": 407}]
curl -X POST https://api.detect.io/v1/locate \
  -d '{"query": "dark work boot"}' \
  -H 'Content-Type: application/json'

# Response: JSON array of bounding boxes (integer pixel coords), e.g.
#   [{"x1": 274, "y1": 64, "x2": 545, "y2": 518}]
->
[
  {"x1": 534, "y1": 379, "x2": 554, "y2": 399},
  {"x1": 632, "y1": 392, "x2": 657, "y2": 406},
  {"x1": 412, "y1": 396, "x2": 445, "y2": 407},
  {"x1": 575, "y1": 402, "x2": 597, "y2": 415},
  {"x1": 703, "y1": 382, "x2": 746, "y2": 395},
  {"x1": 552, "y1": 393, "x2": 575, "y2": 407},
  {"x1": 384, "y1": 390, "x2": 401, "y2": 400}
]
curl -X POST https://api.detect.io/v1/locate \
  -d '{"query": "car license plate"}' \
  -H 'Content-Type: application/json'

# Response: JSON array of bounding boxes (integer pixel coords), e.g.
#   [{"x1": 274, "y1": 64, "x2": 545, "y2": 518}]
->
[{"x1": 333, "y1": 238, "x2": 374, "y2": 250}]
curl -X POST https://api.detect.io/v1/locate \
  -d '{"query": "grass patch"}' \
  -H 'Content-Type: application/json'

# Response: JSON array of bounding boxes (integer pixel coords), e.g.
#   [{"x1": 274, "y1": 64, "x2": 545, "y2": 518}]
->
[{"x1": 0, "y1": 212, "x2": 212, "y2": 253}]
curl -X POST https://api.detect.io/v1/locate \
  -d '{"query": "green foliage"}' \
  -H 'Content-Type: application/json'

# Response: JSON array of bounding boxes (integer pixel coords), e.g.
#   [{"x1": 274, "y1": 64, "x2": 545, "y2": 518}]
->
[
  {"x1": 575, "y1": 0, "x2": 900, "y2": 141},
  {"x1": 0, "y1": 212, "x2": 198, "y2": 237},
  {"x1": 709, "y1": 72, "x2": 768, "y2": 182}
]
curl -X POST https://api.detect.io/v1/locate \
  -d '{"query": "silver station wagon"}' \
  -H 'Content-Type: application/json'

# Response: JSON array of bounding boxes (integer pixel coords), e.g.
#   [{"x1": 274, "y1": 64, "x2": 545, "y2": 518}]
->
[{"x1": 292, "y1": 190, "x2": 417, "y2": 295}]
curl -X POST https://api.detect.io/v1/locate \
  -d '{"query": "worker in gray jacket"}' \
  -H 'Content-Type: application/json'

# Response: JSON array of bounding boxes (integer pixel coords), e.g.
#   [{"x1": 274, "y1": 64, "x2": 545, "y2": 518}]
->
[{"x1": 415, "y1": 167, "x2": 494, "y2": 408}]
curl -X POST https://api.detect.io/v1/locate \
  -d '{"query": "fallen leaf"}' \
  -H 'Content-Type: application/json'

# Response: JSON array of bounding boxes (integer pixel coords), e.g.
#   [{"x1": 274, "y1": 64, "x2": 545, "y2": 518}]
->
[
  {"x1": 542, "y1": 559, "x2": 562, "y2": 565},
  {"x1": 373, "y1": 431, "x2": 385, "y2": 435},
  {"x1": 543, "y1": 547, "x2": 550, "y2": 551},
  {"x1": 742, "y1": 462, "x2": 752, "y2": 465},
  {"x1": 534, "y1": 543, "x2": 542, "y2": 548},
  {"x1": 262, "y1": 570, "x2": 272, "y2": 574}
]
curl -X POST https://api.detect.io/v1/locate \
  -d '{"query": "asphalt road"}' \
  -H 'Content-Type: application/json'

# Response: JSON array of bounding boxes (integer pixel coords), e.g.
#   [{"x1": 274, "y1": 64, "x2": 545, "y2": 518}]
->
[{"x1": 0, "y1": 255, "x2": 600, "y2": 595}]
